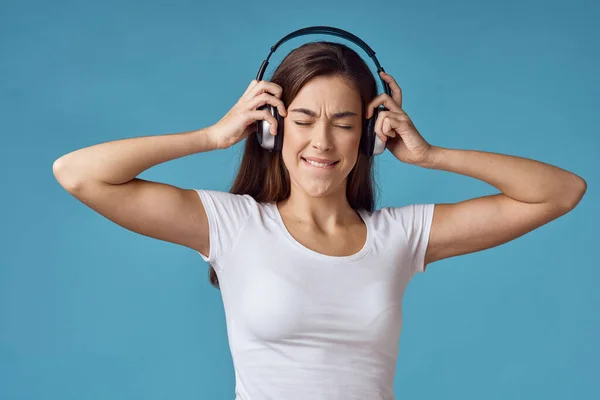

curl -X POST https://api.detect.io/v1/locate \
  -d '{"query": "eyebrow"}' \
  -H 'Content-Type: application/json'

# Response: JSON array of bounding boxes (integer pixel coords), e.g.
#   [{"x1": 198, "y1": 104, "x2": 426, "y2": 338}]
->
[{"x1": 289, "y1": 108, "x2": 358, "y2": 119}]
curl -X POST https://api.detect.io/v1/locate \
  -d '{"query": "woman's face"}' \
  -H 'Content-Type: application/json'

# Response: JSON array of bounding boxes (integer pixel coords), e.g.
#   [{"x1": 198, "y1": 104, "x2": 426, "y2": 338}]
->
[{"x1": 281, "y1": 75, "x2": 363, "y2": 199}]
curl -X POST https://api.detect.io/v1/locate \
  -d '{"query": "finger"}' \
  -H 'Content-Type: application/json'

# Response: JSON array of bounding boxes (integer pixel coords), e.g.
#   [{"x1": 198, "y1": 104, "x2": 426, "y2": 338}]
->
[
  {"x1": 365, "y1": 93, "x2": 384, "y2": 119},
  {"x1": 248, "y1": 80, "x2": 283, "y2": 100},
  {"x1": 374, "y1": 111, "x2": 395, "y2": 140},
  {"x1": 242, "y1": 79, "x2": 259, "y2": 97},
  {"x1": 249, "y1": 92, "x2": 287, "y2": 116},
  {"x1": 382, "y1": 118, "x2": 397, "y2": 138},
  {"x1": 373, "y1": 110, "x2": 391, "y2": 143},
  {"x1": 379, "y1": 71, "x2": 403, "y2": 108},
  {"x1": 248, "y1": 109, "x2": 278, "y2": 135},
  {"x1": 377, "y1": 111, "x2": 400, "y2": 139},
  {"x1": 365, "y1": 94, "x2": 402, "y2": 119}
]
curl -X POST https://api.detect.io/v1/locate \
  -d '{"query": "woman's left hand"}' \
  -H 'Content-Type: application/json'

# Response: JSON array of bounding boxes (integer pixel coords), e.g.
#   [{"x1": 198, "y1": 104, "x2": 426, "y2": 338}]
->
[{"x1": 366, "y1": 71, "x2": 433, "y2": 166}]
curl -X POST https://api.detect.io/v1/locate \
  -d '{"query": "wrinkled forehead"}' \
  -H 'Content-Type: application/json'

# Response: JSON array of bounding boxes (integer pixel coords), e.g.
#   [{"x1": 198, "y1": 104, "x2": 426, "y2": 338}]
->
[{"x1": 289, "y1": 75, "x2": 362, "y2": 115}]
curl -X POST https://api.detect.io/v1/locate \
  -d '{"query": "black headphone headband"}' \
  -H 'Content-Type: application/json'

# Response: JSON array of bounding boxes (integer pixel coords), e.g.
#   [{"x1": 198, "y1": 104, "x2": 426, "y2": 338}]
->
[{"x1": 255, "y1": 26, "x2": 392, "y2": 97}]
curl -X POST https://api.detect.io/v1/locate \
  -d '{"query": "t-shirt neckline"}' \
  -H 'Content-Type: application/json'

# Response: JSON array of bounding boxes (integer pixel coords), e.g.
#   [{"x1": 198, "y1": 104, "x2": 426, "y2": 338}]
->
[{"x1": 269, "y1": 201, "x2": 372, "y2": 263}]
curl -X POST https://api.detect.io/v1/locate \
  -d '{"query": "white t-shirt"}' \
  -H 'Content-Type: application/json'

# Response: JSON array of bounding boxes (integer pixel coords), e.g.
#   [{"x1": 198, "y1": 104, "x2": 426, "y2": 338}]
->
[{"x1": 195, "y1": 189, "x2": 435, "y2": 400}]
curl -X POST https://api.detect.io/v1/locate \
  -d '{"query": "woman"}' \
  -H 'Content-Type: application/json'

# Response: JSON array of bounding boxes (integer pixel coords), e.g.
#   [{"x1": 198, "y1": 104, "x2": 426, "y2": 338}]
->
[{"x1": 53, "y1": 42, "x2": 586, "y2": 399}]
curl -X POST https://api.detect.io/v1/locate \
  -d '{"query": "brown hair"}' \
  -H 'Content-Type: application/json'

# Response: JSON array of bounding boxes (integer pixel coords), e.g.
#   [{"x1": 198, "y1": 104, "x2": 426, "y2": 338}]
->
[{"x1": 208, "y1": 41, "x2": 380, "y2": 288}]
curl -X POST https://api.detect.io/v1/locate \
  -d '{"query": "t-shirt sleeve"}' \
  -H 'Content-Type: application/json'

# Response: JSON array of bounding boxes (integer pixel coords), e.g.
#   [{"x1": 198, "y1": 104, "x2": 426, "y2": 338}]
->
[
  {"x1": 391, "y1": 203, "x2": 436, "y2": 276},
  {"x1": 194, "y1": 189, "x2": 255, "y2": 268}
]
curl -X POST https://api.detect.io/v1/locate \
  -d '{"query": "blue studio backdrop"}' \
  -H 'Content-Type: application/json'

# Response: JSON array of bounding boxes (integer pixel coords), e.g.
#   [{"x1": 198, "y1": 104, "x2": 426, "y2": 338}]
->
[{"x1": 1, "y1": 0, "x2": 598, "y2": 399}]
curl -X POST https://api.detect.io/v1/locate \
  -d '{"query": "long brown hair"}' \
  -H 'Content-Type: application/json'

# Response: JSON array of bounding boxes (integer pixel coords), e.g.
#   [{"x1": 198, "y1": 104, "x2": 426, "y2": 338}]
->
[{"x1": 208, "y1": 41, "x2": 380, "y2": 288}]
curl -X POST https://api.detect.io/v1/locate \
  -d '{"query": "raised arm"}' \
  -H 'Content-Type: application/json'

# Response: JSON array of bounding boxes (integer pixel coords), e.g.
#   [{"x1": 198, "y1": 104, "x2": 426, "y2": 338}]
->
[
  {"x1": 52, "y1": 79, "x2": 287, "y2": 255},
  {"x1": 52, "y1": 128, "x2": 218, "y2": 254},
  {"x1": 422, "y1": 147, "x2": 586, "y2": 265},
  {"x1": 366, "y1": 71, "x2": 587, "y2": 268}
]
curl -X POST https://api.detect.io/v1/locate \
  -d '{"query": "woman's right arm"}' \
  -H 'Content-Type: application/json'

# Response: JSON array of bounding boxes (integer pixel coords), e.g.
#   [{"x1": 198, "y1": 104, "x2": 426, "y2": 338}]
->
[
  {"x1": 52, "y1": 79, "x2": 286, "y2": 256},
  {"x1": 52, "y1": 128, "x2": 218, "y2": 255},
  {"x1": 52, "y1": 80, "x2": 286, "y2": 255}
]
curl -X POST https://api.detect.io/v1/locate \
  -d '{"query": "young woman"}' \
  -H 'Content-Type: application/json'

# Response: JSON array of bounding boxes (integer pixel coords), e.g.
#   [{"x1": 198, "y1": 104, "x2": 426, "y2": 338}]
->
[{"x1": 53, "y1": 42, "x2": 586, "y2": 399}]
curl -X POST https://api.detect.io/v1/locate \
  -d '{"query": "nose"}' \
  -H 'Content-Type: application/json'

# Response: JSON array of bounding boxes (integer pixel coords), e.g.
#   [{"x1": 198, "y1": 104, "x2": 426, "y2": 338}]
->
[{"x1": 310, "y1": 121, "x2": 334, "y2": 152}]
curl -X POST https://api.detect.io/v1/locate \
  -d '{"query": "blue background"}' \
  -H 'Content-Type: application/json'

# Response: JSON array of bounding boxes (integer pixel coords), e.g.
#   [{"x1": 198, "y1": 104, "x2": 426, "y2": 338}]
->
[{"x1": 1, "y1": 0, "x2": 598, "y2": 398}]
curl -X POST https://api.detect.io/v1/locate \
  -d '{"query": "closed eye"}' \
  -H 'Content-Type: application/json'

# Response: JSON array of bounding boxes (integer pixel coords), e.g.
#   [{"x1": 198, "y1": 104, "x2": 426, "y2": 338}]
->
[{"x1": 294, "y1": 121, "x2": 353, "y2": 130}]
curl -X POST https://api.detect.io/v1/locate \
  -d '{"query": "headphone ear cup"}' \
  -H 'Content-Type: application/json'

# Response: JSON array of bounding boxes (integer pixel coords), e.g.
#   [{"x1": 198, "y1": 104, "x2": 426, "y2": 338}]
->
[
  {"x1": 363, "y1": 107, "x2": 387, "y2": 156},
  {"x1": 256, "y1": 104, "x2": 285, "y2": 152},
  {"x1": 361, "y1": 108, "x2": 379, "y2": 157},
  {"x1": 273, "y1": 107, "x2": 284, "y2": 152}
]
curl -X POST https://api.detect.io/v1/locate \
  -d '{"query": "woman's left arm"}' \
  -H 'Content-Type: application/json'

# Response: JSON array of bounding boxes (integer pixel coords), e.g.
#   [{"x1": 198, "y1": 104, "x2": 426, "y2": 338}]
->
[
  {"x1": 418, "y1": 146, "x2": 586, "y2": 265},
  {"x1": 369, "y1": 71, "x2": 587, "y2": 266}
]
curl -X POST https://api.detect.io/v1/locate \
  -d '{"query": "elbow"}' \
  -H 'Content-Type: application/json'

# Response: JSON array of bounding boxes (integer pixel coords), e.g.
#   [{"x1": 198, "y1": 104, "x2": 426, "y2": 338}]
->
[
  {"x1": 53, "y1": 156, "x2": 84, "y2": 193},
  {"x1": 559, "y1": 175, "x2": 587, "y2": 212}
]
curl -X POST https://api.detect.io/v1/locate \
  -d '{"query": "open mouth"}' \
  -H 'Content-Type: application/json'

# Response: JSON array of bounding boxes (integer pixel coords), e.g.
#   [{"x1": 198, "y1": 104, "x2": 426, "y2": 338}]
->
[{"x1": 301, "y1": 157, "x2": 339, "y2": 169}]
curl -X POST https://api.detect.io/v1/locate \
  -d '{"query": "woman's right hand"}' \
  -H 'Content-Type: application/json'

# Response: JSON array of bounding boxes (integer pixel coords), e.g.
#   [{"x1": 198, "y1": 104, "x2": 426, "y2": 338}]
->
[{"x1": 208, "y1": 80, "x2": 287, "y2": 150}]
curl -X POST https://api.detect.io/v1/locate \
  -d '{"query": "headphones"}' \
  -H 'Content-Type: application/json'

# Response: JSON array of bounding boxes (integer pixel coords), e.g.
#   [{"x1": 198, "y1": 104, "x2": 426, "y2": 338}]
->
[{"x1": 254, "y1": 26, "x2": 392, "y2": 157}]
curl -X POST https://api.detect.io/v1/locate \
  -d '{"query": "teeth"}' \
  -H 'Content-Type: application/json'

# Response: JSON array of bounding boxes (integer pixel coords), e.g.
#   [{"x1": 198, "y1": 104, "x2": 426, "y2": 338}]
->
[{"x1": 305, "y1": 159, "x2": 334, "y2": 167}]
